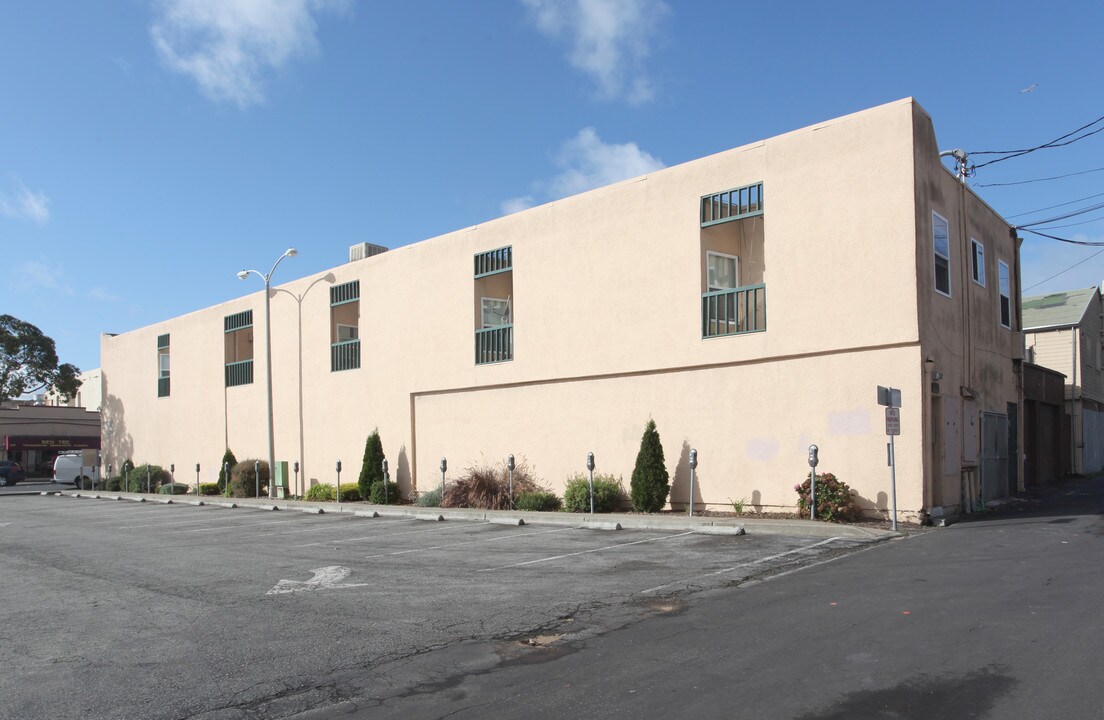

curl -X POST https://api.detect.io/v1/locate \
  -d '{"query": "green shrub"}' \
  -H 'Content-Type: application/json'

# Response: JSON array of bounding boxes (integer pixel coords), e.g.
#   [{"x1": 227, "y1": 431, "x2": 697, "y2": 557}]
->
[
  {"x1": 216, "y1": 448, "x2": 237, "y2": 492},
  {"x1": 338, "y1": 483, "x2": 361, "y2": 502},
  {"x1": 231, "y1": 460, "x2": 269, "y2": 498},
  {"x1": 101, "y1": 475, "x2": 122, "y2": 491},
  {"x1": 120, "y1": 459, "x2": 134, "y2": 477},
  {"x1": 305, "y1": 483, "x2": 335, "y2": 501},
  {"x1": 358, "y1": 430, "x2": 386, "y2": 501},
  {"x1": 158, "y1": 482, "x2": 191, "y2": 495},
  {"x1": 199, "y1": 482, "x2": 220, "y2": 496},
  {"x1": 795, "y1": 472, "x2": 861, "y2": 522},
  {"x1": 417, "y1": 488, "x2": 442, "y2": 507},
  {"x1": 126, "y1": 464, "x2": 171, "y2": 493},
  {"x1": 75, "y1": 474, "x2": 98, "y2": 490},
  {"x1": 369, "y1": 480, "x2": 399, "y2": 504},
  {"x1": 563, "y1": 473, "x2": 624, "y2": 513},
  {"x1": 515, "y1": 491, "x2": 562, "y2": 512},
  {"x1": 630, "y1": 419, "x2": 669, "y2": 512},
  {"x1": 442, "y1": 460, "x2": 544, "y2": 509}
]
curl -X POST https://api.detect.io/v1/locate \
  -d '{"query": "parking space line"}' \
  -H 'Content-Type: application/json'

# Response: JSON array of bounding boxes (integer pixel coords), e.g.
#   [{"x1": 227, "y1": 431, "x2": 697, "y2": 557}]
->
[
  {"x1": 363, "y1": 526, "x2": 577, "y2": 559},
  {"x1": 163, "y1": 517, "x2": 321, "y2": 534},
  {"x1": 243, "y1": 516, "x2": 407, "y2": 539},
  {"x1": 119, "y1": 512, "x2": 254, "y2": 529},
  {"x1": 637, "y1": 536, "x2": 844, "y2": 595},
  {"x1": 296, "y1": 521, "x2": 490, "y2": 548},
  {"x1": 87, "y1": 509, "x2": 196, "y2": 523},
  {"x1": 478, "y1": 531, "x2": 697, "y2": 571}
]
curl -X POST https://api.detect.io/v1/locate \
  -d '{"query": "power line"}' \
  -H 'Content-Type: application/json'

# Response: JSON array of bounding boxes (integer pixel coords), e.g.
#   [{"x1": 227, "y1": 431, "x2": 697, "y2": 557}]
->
[
  {"x1": 1016, "y1": 199, "x2": 1104, "y2": 228},
  {"x1": 1030, "y1": 212, "x2": 1104, "y2": 231},
  {"x1": 1018, "y1": 228, "x2": 1104, "y2": 246},
  {"x1": 970, "y1": 114, "x2": 1104, "y2": 170},
  {"x1": 1004, "y1": 190, "x2": 1104, "y2": 219},
  {"x1": 1022, "y1": 247, "x2": 1104, "y2": 291},
  {"x1": 973, "y1": 166, "x2": 1104, "y2": 188}
]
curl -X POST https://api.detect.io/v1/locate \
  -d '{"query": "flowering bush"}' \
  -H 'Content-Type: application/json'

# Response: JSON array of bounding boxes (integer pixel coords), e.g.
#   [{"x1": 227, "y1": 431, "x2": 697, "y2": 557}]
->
[{"x1": 795, "y1": 472, "x2": 861, "y2": 522}]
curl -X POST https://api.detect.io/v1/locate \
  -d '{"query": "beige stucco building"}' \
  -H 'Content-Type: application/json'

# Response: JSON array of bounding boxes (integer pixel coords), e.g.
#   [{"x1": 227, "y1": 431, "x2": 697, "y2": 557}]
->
[{"x1": 100, "y1": 98, "x2": 1022, "y2": 521}]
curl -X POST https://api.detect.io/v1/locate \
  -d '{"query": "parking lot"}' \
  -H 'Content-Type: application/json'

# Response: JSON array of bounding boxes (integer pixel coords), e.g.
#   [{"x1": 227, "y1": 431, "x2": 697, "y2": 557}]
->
[{"x1": 1, "y1": 494, "x2": 876, "y2": 720}]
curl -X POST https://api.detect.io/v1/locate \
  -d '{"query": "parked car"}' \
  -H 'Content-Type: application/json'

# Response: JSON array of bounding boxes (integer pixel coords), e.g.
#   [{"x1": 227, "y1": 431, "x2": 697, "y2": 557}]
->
[
  {"x1": 0, "y1": 460, "x2": 26, "y2": 486},
  {"x1": 53, "y1": 453, "x2": 98, "y2": 486}
]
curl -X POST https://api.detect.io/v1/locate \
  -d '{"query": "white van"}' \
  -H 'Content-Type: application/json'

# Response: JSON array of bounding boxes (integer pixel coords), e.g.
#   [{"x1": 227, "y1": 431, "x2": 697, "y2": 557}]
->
[{"x1": 53, "y1": 451, "x2": 100, "y2": 486}]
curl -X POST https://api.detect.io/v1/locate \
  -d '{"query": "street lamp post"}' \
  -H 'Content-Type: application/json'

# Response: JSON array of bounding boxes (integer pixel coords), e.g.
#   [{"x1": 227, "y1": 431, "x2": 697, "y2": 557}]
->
[{"x1": 238, "y1": 248, "x2": 297, "y2": 499}]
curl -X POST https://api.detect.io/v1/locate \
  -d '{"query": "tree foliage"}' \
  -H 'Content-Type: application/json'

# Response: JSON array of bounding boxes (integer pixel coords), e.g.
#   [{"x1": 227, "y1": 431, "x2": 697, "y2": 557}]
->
[
  {"x1": 0, "y1": 315, "x2": 80, "y2": 403},
  {"x1": 217, "y1": 448, "x2": 238, "y2": 491},
  {"x1": 630, "y1": 419, "x2": 670, "y2": 512},
  {"x1": 358, "y1": 429, "x2": 385, "y2": 500}
]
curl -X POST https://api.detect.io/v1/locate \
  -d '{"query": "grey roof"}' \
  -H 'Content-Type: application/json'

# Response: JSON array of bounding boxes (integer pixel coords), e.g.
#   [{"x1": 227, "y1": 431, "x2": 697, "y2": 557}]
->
[{"x1": 1021, "y1": 287, "x2": 1098, "y2": 330}]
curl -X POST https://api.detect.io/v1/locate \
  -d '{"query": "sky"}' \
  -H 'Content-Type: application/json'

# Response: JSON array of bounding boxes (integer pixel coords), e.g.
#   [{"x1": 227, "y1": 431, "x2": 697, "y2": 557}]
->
[{"x1": 2, "y1": 0, "x2": 1102, "y2": 374}]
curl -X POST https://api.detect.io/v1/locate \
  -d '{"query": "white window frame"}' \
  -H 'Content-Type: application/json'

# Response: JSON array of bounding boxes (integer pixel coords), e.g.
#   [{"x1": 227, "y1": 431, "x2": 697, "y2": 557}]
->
[
  {"x1": 706, "y1": 251, "x2": 740, "y2": 292},
  {"x1": 970, "y1": 238, "x2": 986, "y2": 287},
  {"x1": 159, "y1": 352, "x2": 170, "y2": 378},
  {"x1": 481, "y1": 297, "x2": 511, "y2": 328},
  {"x1": 998, "y1": 260, "x2": 1011, "y2": 329},
  {"x1": 336, "y1": 324, "x2": 359, "y2": 342},
  {"x1": 933, "y1": 211, "x2": 952, "y2": 298}
]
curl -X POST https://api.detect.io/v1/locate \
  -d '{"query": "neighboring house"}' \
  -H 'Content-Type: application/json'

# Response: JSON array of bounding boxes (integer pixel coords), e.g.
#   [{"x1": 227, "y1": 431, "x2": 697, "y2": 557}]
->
[
  {"x1": 100, "y1": 98, "x2": 1021, "y2": 522},
  {"x1": 1022, "y1": 286, "x2": 1104, "y2": 474},
  {"x1": 44, "y1": 368, "x2": 104, "y2": 411}
]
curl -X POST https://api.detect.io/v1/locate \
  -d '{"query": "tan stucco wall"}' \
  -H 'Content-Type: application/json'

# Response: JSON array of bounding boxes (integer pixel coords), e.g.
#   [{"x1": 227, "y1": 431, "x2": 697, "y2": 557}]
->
[{"x1": 100, "y1": 98, "x2": 1013, "y2": 520}]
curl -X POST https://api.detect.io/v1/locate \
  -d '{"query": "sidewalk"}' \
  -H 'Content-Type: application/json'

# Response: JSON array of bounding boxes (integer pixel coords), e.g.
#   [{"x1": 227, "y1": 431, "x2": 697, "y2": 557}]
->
[{"x1": 54, "y1": 489, "x2": 892, "y2": 539}]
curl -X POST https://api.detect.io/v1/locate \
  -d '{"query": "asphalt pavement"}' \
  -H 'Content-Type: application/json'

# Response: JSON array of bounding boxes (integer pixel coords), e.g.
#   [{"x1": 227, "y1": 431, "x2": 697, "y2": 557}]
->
[{"x1": 0, "y1": 492, "x2": 882, "y2": 720}]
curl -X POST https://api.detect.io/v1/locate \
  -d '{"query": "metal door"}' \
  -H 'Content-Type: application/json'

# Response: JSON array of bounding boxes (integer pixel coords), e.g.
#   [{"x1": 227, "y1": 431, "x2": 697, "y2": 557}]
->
[{"x1": 980, "y1": 413, "x2": 1009, "y2": 501}]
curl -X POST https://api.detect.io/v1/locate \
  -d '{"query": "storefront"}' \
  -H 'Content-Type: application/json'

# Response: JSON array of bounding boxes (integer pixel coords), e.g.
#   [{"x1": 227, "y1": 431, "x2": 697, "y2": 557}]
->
[{"x1": 0, "y1": 404, "x2": 101, "y2": 478}]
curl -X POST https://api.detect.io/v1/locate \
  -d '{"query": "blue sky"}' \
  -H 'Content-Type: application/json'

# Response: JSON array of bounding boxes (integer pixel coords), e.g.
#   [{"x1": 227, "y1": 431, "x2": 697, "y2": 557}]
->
[{"x1": 2, "y1": 0, "x2": 1102, "y2": 373}]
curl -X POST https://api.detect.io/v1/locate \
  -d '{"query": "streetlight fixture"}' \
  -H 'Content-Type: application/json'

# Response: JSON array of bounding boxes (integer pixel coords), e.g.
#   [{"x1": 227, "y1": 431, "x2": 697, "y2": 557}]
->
[{"x1": 238, "y1": 247, "x2": 297, "y2": 499}]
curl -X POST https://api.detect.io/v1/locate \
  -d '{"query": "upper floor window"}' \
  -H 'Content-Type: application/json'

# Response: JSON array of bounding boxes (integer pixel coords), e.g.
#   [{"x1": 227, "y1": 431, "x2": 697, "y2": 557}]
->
[
  {"x1": 224, "y1": 310, "x2": 254, "y2": 387},
  {"x1": 998, "y1": 261, "x2": 1011, "y2": 329},
  {"x1": 474, "y1": 246, "x2": 513, "y2": 364},
  {"x1": 706, "y1": 251, "x2": 739, "y2": 292},
  {"x1": 330, "y1": 280, "x2": 361, "y2": 372},
  {"x1": 157, "y1": 333, "x2": 170, "y2": 398},
  {"x1": 933, "y1": 212, "x2": 951, "y2": 297},
  {"x1": 700, "y1": 182, "x2": 763, "y2": 227},
  {"x1": 970, "y1": 238, "x2": 985, "y2": 287}
]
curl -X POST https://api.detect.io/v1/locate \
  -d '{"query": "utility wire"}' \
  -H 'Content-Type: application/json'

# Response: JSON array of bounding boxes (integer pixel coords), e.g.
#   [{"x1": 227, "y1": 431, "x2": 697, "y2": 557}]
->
[
  {"x1": 970, "y1": 114, "x2": 1104, "y2": 170},
  {"x1": 1022, "y1": 247, "x2": 1104, "y2": 291},
  {"x1": 1018, "y1": 228, "x2": 1104, "y2": 246},
  {"x1": 1030, "y1": 212, "x2": 1104, "y2": 230},
  {"x1": 974, "y1": 166, "x2": 1104, "y2": 187},
  {"x1": 1004, "y1": 191, "x2": 1104, "y2": 219},
  {"x1": 1015, "y1": 200, "x2": 1104, "y2": 228}
]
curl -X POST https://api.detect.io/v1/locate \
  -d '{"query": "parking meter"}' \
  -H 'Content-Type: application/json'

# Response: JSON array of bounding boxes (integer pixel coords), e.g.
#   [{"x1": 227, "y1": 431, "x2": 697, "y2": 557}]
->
[
  {"x1": 807, "y1": 445, "x2": 819, "y2": 467},
  {"x1": 586, "y1": 452, "x2": 595, "y2": 471},
  {"x1": 807, "y1": 445, "x2": 819, "y2": 520},
  {"x1": 439, "y1": 457, "x2": 447, "y2": 473},
  {"x1": 689, "y1": 449, "x2": 698, "y2": 470},
  {"x1": 507, "y1": 454, "x2": 515, "y2": 472}
]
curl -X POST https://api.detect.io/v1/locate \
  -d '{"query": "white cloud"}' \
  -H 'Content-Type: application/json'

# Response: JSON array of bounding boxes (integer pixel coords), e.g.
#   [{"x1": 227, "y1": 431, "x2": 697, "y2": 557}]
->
[
  {"x1": 501, "y1": 196, "x2": 536, "y2": 215},
  {"x1": 150, "y1": 0, "x2": 350, "y2": 108},
  {"x1": 18, "y1": 260, "x2": 73, "y2": 295},
  {"x1": 0, "y1": 180, "x2": 50, "y2": 224},
  {"x1": 88, "y1": 287, "x2": 122, "y2": 303},
  {"x1": 522, "y1": 0, "x2": 668, "y2": 104},
  {"x1": 499, "y1": 127, "x2": 663, "y2": 217}
]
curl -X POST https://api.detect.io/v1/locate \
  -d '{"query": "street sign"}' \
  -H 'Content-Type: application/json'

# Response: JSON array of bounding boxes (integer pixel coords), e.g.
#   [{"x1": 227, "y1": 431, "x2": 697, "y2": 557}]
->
[
  {"x1": 885, "y1": 407, "x2": 901, "y2": 436},
  {"x1": 877, "y1": 386, "x2": 902, "y2": 408}
]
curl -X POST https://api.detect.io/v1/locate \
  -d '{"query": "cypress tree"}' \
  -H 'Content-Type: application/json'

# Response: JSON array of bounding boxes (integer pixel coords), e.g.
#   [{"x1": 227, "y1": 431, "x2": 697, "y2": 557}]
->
[
  {"x1": 358, "y1": 429, "x2": 385, "y2": 500},
  {"x1": 630, "y1": 419, "x2": 670, "y2": 512},
  {"x1": 216, "y1": 448, "x2": 237, "y2": 491}
]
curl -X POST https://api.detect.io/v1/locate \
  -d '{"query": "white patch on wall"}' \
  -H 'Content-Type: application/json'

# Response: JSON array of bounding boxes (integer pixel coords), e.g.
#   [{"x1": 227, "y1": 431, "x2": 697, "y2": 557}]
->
[
  {"x1": 828, "y1": 409, "x2": 872, "y2": 436},
  {"x1": 745, "y1": 437, "x2": 779, "y2": 462}
]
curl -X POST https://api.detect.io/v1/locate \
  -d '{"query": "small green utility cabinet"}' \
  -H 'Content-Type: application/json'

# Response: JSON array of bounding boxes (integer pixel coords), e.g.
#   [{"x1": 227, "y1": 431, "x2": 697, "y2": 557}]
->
[{"x1": 273, "y1": 461, "x2": 290, "y2": 499}]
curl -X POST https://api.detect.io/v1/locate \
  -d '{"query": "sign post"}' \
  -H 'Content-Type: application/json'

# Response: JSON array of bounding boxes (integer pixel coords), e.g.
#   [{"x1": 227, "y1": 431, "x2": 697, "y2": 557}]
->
[{"x1": 878, "y1": 386, "x2": 901, "y2": 531}]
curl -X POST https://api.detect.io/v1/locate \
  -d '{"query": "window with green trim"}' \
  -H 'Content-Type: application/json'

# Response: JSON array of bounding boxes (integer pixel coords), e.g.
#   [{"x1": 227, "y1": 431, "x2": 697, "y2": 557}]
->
[
  {"x1": 157, "y1": 333, "x2": 170, "y2": 398},
  {"x1": 331, "y1": 280, "x2": 360, "y2": 371},
  {"x1": 224, "y1": 310, "x2": 254, "y2": 387}
]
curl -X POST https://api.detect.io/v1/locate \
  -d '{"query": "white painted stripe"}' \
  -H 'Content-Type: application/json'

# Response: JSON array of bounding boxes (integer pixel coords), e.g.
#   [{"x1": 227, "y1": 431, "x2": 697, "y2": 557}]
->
[
  {"x1": 243, "y1": 516, "x2": 406, "y2": 539},
  {"x1": 163, "y1": 517, "x2": 318, "y2": 534},
  {"x1": 295, "y1": 521, "x2": 489, "y2": 548},
  {"x1": 479, "y1": 531, "x2": 697, "y2": 572},
  {"x1": 87, "y1": 509, "x2": 193, "y2": 523},
  {"x1": 363, "y1": 526, "x2": 576, "y2": 559},
  {"x1": 119, "y1": 512, "x2": 250, "y2": 529},
  {"x1": 638, "y1": 536, "x2": 844, "y2": 595}
]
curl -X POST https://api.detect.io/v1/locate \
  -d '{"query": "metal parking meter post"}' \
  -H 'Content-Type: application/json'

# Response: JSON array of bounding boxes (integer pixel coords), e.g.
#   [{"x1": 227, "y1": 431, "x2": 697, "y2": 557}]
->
[
  {"x1": 335, "y1": 460, "x2": 342, "y2": 505},
  {"x1": 195, "y1": 463, "x2": 201, "y2": 495},
  {"x1": 146, "y1": 467, "x2": 150, "y2": 494},
  {"x1": 439, "y1": 457, "x2": 447, "y2": 498},
  {"x1": 807, "y1": 445, "x2": 819, "y2": 521},
  {"x1": 223, "y1": 461, "x2": 230, "y2": 494},
  {"x1": 170, "y1": 464, "x2": 175, "y2": 494},
  {"x1": 688, "y1": 449, "x2": 698, "y2": 517},
  {"x1": 294, "y1": 462, "x2": 300, "y2": 499},
  {"x1": 586, "y1": 453, "x2": 595, "y2": 515},
  {"x1": 125, "y1": 468, "x2": 129, "y2": 493},
  {"x1": 254, "y1": 461, "x2": 260, "y2": 498},
  {"x1": 381, "y1": 458, "x2": 389, "y2": 505},
  {"x1": 507, "y1": 454, "x2": 515, "y2": 508},
  {"x1": 107, "y1": 465, "x2": 113, "y2": 492}
]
